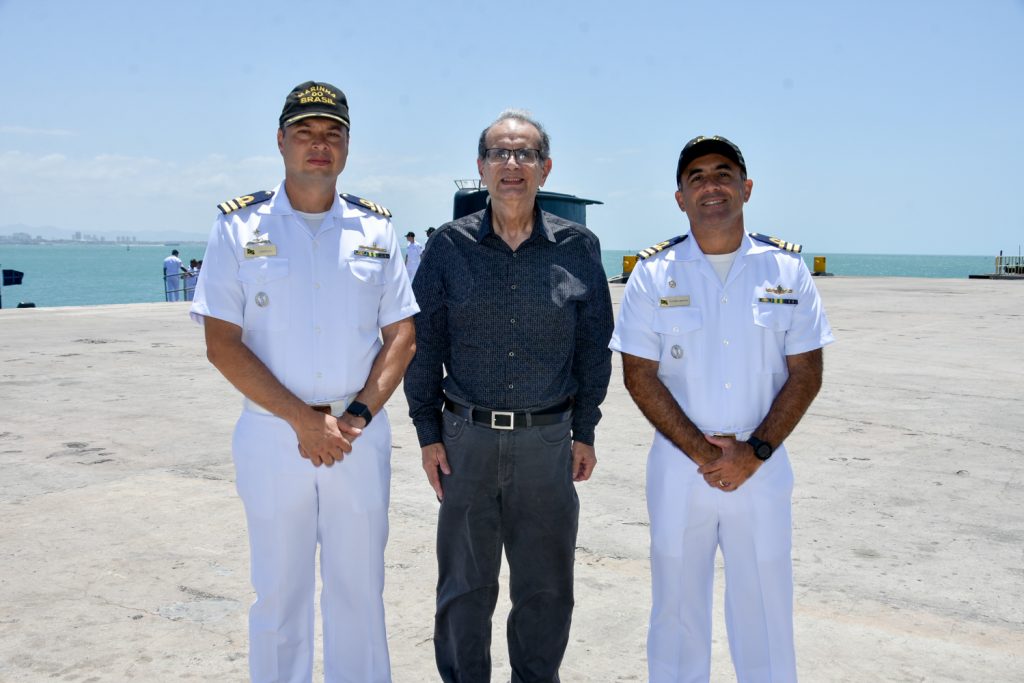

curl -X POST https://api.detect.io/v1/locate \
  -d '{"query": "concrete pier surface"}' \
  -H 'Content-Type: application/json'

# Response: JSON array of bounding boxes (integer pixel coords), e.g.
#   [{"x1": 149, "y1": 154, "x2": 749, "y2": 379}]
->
[{"x1": 1, "y1": 277, "x2": 1022, "y2": 682}]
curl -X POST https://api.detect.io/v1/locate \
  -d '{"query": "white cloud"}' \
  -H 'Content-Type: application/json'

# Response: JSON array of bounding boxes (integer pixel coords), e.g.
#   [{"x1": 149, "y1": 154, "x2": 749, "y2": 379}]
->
[
  {"x1": 0, "y1": 150, "x2": 467, "y2": 235},
  {"x1": 0, "y1": 150, "x2": 282, "y2": 232},
  {"x1": 0, "y1": 125, "x2": 75, "y2": 136}
]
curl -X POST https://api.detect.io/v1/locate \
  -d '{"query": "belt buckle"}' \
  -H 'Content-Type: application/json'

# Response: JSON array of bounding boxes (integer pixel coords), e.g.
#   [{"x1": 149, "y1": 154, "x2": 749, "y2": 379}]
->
[{"x1": 490, "y1": 411, "x2": 515, "y2": 430}]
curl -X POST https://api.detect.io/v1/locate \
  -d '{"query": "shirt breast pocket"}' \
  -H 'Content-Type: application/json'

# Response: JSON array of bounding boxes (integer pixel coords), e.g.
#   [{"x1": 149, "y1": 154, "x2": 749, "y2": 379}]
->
[
  {"x1": 343, "y1": 256, "x2": 386, "y2": 323},
  {"x1": 751, "y1": 303, "x2": 792, "y2": 372},
  {"x1": 237, "y1": 258, "x2": 289, "y2": 331},
  {"x1": 346, "y1": 257, "x2": 386, "y2": 286},
  {"x1": 653, "y1": 307, "x2": 704, "y2": 376}
]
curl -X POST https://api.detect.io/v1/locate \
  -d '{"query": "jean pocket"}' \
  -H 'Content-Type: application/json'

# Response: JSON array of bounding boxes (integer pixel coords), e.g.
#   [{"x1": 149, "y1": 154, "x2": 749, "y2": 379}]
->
[
  {"x1": 441, "y1": 409, "x2": 468, "y2": 443},
  {"x1": 535, "y1": 420, "x2": 572, "y2": 446}
]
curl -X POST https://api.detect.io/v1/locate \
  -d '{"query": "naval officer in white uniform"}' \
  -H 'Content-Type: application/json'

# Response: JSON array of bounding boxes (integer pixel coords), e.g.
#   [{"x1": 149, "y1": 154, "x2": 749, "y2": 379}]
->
[
  {"x1": 611, "y1": 135, "x2": 833, "y2": 683},
  {"x1": 190, "y1": 81, "x2": 418, "y2": 683},
  {"x1": 163, "y1": 249, "x2": 186, "y2": 301}
]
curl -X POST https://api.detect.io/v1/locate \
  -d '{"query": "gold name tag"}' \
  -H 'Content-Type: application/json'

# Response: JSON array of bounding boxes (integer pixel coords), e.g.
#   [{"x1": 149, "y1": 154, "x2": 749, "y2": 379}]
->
[
  {"x1": 245, "y1": 243, "x2": 278, "y2": 258},
  {"x1": 660, "y1": 296, "x2": 691, "y2": 307}
]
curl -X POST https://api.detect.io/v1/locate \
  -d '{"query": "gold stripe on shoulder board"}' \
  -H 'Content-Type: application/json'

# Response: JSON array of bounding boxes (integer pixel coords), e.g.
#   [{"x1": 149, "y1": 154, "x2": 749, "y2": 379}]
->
[
  {"x1": 340, "y1": 193, "x2": 393, "y2": 218},
  {"x1": 217, "y1": 190, "x2": 274, "y2": 215},
  {"x1": 749, "y1": 232, "x2": 802, "y2": 253},
  {"x1": 638, "y1": 234, "x2": 688, "y2": 260},
  {"x1": 360, "y1": 198, "x2": 388, "y2": 216}
]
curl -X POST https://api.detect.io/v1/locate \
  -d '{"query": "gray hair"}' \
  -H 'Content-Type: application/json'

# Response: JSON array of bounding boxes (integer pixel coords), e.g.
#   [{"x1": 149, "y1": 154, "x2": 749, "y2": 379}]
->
[{"x1": 477, "y1": 109, "x2": 551, "y2": 161}]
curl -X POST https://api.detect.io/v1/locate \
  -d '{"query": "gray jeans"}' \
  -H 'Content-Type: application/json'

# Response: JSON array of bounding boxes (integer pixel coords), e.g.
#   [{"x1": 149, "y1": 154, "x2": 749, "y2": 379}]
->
[{"x1": 434, "y1": 408, "x2": 579, "y2": 683}]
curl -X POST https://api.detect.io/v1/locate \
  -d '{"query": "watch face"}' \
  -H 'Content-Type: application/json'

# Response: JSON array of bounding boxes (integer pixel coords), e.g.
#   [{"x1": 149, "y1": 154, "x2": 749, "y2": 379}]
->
[{"x1": 748, "y1": 438, "x2": 773, "y2": 461}]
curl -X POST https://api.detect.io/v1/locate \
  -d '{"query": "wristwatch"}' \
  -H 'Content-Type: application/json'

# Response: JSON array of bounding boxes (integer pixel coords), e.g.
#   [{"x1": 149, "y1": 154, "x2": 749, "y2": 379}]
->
[
  {"x1": 345, "y1": 400, "x2": 373, "y2": 426},
  {"x1": 746, "y1": 436, "x2": 774, "y2": 461}
]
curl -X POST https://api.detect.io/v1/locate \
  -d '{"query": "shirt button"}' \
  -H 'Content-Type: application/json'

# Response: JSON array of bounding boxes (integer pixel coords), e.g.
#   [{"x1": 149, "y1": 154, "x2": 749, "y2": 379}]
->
[
  {"x1": 508, "y1": 351, "x2": 515, "y2": 357},
  {"x1": 721, "y1": 296, "x2": 728, "y2": 303},
  {"x1": 723, "y1": 339, "x2": 730, "y2": 345},
  {"x1": 315, "y1": 326, "x2": 321, "y2": 334},
  {"x1": 314, "y1": 282, "x2": 321, "y2": 290},
  {"x1": 672, "y1": 326, "x2": 679, "y2": 333},
  {"x1": 508, "y1": 384, "x2": 514, "y2": 389},
  {"x1": 510, "y1": 284, "x2": 517, "y2": 290},
  {"x1": 510, "y1": 318, "x2": 516, "y2": 324},
  {"x1": 316, "y1": 372, "x2": 323, "y2": 379},
  {"x1": 724, "y1": 382, "x2": 732, "y2": 389}
]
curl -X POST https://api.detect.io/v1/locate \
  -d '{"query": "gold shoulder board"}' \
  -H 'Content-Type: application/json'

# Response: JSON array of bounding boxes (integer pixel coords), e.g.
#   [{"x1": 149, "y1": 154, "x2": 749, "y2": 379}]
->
[
  {"x1": 638, "y1": 234, "x2": 688, "y2": 260},
  {"x1": 217, "y1": 190, "x2": 274, "y2": 215},
  {"x1": 340, "y1": 193, "x2": 393, "y2": 218},
  {"x1": 749, "y1": 232, "x2": 802, "y2": 253}
]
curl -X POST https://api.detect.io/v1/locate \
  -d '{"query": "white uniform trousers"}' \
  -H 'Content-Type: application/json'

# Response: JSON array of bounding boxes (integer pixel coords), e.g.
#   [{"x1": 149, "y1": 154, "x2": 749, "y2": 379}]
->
[
  {"x1": 646, "y1": 437, "x2": 797, "y2": 683},
  {"x1": 232, "y1": 408, "x2": 393, "y2": 683},
  {"x1": 166, "y1": 277, "x2": 181, "y2": 301}
]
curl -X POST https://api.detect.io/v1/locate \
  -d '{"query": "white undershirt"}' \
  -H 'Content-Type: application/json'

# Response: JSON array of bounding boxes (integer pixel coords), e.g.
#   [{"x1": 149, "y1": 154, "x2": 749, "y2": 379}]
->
[
  {"x1": 294, "y1": 209, "x2": 330, "y2": 234},
  {"x1": 705, "y1": 248, "x2": 740, "y2": 284}
]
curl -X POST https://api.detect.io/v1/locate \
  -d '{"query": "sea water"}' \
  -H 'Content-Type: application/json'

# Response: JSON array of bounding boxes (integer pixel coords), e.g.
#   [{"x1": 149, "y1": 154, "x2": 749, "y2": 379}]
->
[{"x1": 0, "y1": 242, "x2": 1001, "y2": 309}]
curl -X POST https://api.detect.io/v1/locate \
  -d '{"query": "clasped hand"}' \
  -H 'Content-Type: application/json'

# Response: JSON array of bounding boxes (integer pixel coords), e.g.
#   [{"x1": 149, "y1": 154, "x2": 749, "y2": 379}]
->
[
  {"x1": 295, "y1": 410, "x2": 364, "y2": 467},
  {"x1": 697, "y1": 435, "x2": 762, "y2": 492}
]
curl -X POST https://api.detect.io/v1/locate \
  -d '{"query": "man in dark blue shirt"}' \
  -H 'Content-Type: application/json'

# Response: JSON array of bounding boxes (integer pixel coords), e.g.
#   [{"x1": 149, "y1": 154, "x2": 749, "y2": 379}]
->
[{"x1": 405, "y1": 109, "x2": 613, "y2": 683}]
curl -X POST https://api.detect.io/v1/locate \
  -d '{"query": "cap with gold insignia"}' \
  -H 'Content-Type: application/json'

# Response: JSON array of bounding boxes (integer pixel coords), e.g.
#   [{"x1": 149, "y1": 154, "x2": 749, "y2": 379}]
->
[
  {"x1": 676, "y1": 135, "x2": 746, "y2": 184},
  {"x1": 280, "y1": 81, "x2": 350, "y2": 129}
]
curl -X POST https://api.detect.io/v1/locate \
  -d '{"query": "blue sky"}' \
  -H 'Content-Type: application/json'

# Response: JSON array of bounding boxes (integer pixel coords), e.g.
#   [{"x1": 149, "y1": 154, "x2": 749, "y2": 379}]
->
[{"x1": 1, "y1": 0, "x2": 1022, "y2": 255}]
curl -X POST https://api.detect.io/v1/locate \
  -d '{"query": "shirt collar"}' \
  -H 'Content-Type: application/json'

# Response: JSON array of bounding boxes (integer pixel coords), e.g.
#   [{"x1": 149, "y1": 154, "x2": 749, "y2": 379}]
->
[
  {"x1": 260, "y1": 181, "x2": 344, "y2": 221},
  {"x1": 477, "y1": 202, "x2": 556, "y2": 245},
  {"x1": 674, "y1": 230, "x2": 760, "y2": 261}
]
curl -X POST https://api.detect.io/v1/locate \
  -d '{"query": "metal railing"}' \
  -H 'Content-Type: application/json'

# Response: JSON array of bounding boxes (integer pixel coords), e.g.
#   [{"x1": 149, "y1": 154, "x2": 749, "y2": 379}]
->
[
  {"x1": 995, "y1": 255, "x2": 1024, "y2": 275},
  {"x1": 164, "y1": 273, "x2": 198, "y2": 302}
]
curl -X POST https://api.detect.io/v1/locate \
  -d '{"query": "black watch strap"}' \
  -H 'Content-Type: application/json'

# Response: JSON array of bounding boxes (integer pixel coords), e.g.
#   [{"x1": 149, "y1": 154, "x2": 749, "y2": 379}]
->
[
  {"x1": 346, "y1": 400, "x2": 373, "y2": 426},
  {"x1": 746, "y1": 435, "x2": 774, "y2": 461}
]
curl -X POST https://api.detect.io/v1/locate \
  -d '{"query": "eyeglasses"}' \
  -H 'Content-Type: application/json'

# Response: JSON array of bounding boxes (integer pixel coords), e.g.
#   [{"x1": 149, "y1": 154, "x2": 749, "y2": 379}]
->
[{"x1": 483, "y1": 148, "x2": 543, "y2": 165}]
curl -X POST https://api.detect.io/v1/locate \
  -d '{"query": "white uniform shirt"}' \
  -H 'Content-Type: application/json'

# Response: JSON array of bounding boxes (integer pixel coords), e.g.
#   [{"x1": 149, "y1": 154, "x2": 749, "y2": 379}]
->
[
  {"x1": 405, "y1": 240, "x2": 424, "y2": 278},
  {"x1": 611, "y1": 232, "x2": 834, "y2": 440},
  {"x1": 163, "y1": 255, "x2": 183, "y2": 280},
  {"x1": 184, "y1": 267, "x2": 199, "y2": 299},
  {"x1": 191, "y1": 182, "x2": 419, "y2": 404}
]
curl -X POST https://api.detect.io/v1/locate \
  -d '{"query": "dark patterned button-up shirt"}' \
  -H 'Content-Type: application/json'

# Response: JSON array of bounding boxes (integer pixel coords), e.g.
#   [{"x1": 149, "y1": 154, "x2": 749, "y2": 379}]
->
[{"x1": 404, "y1": 205, "x2": 613, "y2": 446}]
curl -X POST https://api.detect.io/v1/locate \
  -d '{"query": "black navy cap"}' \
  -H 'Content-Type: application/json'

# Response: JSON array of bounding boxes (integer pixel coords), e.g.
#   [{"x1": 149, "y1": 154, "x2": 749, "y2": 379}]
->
[
  {"x1": 676, "y1": 135, "x2": 746, "y2": 184},
  {"x1": 280, "y1": 81, "x2": 350, "y2": 128}
]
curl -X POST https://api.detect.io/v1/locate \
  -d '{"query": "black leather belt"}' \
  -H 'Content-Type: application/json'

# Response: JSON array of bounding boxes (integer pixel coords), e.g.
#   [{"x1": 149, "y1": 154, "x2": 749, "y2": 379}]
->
[{"x1": 443, "y1": 397, "x2": 573, "y2": 430}]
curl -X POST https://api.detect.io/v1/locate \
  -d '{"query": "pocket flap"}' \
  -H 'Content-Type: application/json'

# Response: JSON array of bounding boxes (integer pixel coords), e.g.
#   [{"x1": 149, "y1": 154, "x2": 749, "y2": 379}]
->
[
  {"x1": 752, "y1": 304, "x2": 794, "y2": 331},
  {"x1": 653, "y1": 307, "x2": 703, "y2": 335},
  {"x1": 346, "y1": 257, "x2": 386, "y2": 285},
  {"x1": 237, "y1": 258, "x2": 289, "y2": 284}
]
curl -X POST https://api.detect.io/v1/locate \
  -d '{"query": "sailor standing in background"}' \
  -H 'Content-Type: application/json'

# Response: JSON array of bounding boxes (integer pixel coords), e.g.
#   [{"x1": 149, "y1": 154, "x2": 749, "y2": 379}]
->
[
  {"x1": 184, "y1": 259, "x2": 199, "y2": 301},
  {"x1": 190, "y1": 80, "x2": 418, "y2": 683},
  {"x1": 163, "y1": 249, "x2": 186, "y2": 301},
  {"x1": 611, "y1": 135, "x2": 833, "y2": 682},
  {"x1": 404, "y1": 230, "x2": 424, "y2": 280}
]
